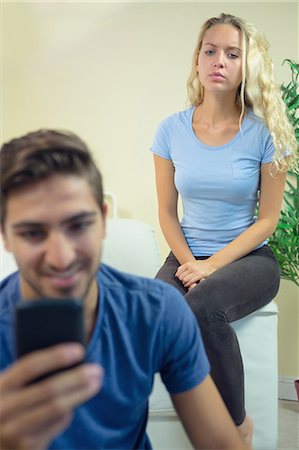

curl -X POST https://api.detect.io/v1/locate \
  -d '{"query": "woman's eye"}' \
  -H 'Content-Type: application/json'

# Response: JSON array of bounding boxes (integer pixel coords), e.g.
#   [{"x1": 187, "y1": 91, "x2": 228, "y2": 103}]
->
[
  {"x1": 228, "y1": 53, "x2": 238, "y2": 59},
  {"x1": 205, "y1": 50, "x2": 215, "y2": 56}
]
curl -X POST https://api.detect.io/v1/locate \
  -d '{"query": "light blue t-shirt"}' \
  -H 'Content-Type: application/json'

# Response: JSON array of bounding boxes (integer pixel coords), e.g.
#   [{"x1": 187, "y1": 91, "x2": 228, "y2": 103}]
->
[
  {"x1": 0, "y1": 264, "x2": 210, "y2": 450},
  {"x1": 150, "y1": 106, "x2": 275, "y2": 255}
]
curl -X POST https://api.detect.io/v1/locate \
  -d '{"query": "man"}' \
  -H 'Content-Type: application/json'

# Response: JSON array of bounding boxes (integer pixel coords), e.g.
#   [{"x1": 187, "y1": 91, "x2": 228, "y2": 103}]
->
[{"x1": 0, "y1": 129, "x2": 249, "y2": 450}]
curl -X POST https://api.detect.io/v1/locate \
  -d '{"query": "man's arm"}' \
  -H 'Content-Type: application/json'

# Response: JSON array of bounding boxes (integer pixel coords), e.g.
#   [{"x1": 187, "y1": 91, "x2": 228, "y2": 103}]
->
[
  {"x1": 171, "y1": 375, "x2": 250, "y2": 450},
  {"x1": 0, "y1": 344, "x2": 103, "y2": 450}
]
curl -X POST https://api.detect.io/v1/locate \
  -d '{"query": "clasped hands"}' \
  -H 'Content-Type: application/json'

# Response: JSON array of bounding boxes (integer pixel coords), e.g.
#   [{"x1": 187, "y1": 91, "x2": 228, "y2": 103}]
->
[{"x1": 175, "y1": 259, "x2": 217, "y2": 291}]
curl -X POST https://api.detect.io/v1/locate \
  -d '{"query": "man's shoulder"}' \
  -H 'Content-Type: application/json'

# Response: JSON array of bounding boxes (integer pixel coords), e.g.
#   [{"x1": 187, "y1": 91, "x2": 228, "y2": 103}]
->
[
  {"x1": 99, "y1": 263, "x2": 181, "y2": 295},
  {"x1": 0, "y1": 272, "x2": 20, "y2": 336},
  {"x1": 0, "y1": 272, "x2": 20, "y2": 323},
  {"x1": 98, "y1": 264, "x2": 187, "y2": 313}
]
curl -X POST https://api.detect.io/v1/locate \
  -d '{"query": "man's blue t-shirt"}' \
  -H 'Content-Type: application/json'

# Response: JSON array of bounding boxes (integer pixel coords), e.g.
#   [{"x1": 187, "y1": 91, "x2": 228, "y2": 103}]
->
[
  {"x1": 150, "y1": 106, "x2": 275, "y2": 255},
  {"x1": 0, "y1": 264, "x2": 210, "y2": 450}
]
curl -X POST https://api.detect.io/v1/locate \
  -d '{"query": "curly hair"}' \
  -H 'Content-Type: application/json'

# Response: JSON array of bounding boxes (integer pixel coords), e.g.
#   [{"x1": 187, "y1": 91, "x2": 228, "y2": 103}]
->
[{"x1": 186, "y1": 13, "x2": 297, "y2": 171}]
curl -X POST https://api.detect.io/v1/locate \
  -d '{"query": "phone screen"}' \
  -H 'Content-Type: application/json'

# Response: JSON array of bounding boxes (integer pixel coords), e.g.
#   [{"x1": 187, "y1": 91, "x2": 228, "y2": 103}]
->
[{"x1": 15, "y1": 299, "x2": 85, "y2": 381}]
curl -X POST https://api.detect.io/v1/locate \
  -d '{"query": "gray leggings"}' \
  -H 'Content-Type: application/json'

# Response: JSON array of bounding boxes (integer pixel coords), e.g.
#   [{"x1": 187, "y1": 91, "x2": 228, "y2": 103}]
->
[{"x1": 155, "y1": 245, "x2": 280, "y2": 425}]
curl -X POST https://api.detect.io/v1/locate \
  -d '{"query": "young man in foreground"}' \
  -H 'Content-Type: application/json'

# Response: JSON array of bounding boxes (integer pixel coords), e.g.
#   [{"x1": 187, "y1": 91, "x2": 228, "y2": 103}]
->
[{"x1": 0, "y1": 129, "x2": 249, "y2": 450}]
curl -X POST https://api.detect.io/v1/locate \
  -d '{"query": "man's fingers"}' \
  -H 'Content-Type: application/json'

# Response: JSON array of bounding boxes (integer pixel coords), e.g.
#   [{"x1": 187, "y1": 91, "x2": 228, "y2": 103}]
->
[
  {"x1": 0, "y1": 361, "x2": 103, "y2": 450},
  {"x1": 0, "y1": 343, "x2": 84, "y2": 390},
  {"x1": 16, "y1": 379, "x2": 100, "y2": 434},
  {"x1": 1, "y1": 363, "x2": 103, "y2": 421},
  {"x1": 1, "y1": 412, "x2": 73, "y2": 450},
  {"x1": 32, "y1": 412, "x2": 74, "y2": 449},
  {"x1": 2, "y1": 366, "x2": 102, "y2": 437}
]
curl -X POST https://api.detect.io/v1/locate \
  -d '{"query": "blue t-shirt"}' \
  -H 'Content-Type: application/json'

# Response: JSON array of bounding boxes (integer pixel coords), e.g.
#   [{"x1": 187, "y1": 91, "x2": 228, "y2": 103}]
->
[
  {"x1": 150, "y1": 106, "x2": 275, "y2": 255},
  {"x1": 0, "y1": 264, "x2": 210, "y2": 450}
]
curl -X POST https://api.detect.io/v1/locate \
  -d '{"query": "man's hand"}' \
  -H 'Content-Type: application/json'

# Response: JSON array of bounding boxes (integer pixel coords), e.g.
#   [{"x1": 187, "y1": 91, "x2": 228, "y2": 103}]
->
[
  {"x1": 175, "y1": 259, "x2": 217, "y2": 290},
  {"x1": 0, "y1": 343, "x2": 103, "y2": 450}
]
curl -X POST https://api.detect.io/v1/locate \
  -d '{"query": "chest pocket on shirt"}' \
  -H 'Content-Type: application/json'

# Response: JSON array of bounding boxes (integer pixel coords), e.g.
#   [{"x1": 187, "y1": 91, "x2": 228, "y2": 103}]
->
[{"x1": 232, "y1": 159, "x2": 260, "y2": 179}]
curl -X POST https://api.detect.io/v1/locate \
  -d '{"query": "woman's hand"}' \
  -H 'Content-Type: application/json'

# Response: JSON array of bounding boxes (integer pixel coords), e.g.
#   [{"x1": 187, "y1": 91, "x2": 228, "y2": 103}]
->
[{"x1": 175, "y1": 259, "x2": 218, "y2": 290}]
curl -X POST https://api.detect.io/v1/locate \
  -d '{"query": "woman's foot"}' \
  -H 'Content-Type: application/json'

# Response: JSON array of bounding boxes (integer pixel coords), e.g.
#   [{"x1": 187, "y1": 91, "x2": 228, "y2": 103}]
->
[{"x1": 237, "y1": 415, "x2": 254, "y2": 448}]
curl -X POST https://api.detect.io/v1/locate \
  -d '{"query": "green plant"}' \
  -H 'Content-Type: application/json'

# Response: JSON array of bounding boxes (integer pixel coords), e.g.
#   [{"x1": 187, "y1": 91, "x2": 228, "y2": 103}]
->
[{"x1": 268, "y1": 59, "x2": 299, "y2": 287}]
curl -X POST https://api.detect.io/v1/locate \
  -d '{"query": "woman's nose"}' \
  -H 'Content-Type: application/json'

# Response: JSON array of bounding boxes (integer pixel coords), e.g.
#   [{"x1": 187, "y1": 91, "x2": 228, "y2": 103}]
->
[
  {"x1": 213, "y1": 60, "x2": 224, "y2": 68},
  {"x1": 213, "y1": 53, "x2": 225, "y2": 68}
]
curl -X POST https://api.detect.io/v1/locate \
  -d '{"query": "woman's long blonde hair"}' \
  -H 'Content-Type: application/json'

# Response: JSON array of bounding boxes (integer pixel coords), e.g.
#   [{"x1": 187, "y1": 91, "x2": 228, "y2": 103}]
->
[{"x1": 187, "y1": 13, "x2": 297, "y2": 171}]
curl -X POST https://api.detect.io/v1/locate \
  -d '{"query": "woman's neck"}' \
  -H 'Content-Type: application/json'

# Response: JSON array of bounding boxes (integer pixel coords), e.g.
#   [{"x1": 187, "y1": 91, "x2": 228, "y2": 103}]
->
[{"x1": 196, "y1": 93, "x2": 241, "y2": 127}]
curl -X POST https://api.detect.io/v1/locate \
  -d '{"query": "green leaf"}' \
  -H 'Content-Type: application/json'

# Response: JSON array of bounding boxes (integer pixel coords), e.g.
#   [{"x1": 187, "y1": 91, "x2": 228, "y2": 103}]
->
[{"x1": 268, "y1": 58, "x2": 299, "y2": 287}]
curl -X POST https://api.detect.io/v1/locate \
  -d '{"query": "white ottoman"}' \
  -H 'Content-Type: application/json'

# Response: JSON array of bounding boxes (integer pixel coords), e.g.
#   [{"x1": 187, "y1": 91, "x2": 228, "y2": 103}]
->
[{"x1": 148, "y1": 301, "x2": 278, "y2": 450}]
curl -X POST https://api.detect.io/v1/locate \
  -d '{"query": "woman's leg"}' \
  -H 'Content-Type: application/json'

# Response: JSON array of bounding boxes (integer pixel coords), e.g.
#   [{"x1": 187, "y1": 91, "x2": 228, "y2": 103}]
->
[
  {"x1": 184, "y1": 245, "x2": 280, "y2": 425},
  {"x1": 156, "y1": 246, "x2": 280, "y2": 426},
  {"x1": 155, "y1": 252, "x2": 188, "y2": 296}
]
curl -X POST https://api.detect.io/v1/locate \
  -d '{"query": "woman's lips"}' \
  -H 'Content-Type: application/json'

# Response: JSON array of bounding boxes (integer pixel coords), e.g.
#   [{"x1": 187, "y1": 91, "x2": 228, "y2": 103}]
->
[{"x1": 209, "y1": 72, "x2": 225, "y2": 81}]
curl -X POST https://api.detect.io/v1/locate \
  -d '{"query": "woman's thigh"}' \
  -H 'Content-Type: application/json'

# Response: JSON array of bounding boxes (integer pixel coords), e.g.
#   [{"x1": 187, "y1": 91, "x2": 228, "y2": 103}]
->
[{"x1": 185, "y1": 245, "x2": 280, "y2": 323}]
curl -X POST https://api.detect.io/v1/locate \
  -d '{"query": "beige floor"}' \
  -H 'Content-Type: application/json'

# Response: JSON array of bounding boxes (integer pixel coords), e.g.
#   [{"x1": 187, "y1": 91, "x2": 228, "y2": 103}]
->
[{"x1": 277, "y1": 400, "x2": 299, "y2": 450}]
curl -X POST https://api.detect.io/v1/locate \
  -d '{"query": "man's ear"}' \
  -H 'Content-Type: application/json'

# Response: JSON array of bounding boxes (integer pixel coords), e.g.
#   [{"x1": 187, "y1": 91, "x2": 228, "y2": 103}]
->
[
  {"x1": 0, "y1": 228, "x2": 12, "y2": 252},
  {"x1": 101, "y1": 203, "x2": 109, "y2": 238}
]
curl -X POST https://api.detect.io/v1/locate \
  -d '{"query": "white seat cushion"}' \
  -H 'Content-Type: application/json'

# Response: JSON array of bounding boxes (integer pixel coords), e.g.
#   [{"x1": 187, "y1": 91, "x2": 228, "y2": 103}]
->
[
  {"x1": 148, "y1": 301, "x2": 278, "y2": 450},
  {"x1": 102, "y1": 219, "x2": 161, "y2": 278}
]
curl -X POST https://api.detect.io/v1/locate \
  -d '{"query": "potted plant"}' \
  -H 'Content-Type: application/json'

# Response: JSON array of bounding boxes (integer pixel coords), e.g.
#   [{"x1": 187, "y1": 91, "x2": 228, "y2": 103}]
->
[{"x1": 268, "y1": 59, "x2": 299, "y2": 400}]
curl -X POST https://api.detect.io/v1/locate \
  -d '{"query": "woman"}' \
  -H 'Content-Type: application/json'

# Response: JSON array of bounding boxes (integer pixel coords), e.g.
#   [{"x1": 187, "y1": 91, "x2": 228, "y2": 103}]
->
[{"x1": 150, "y1": 13, "x2": 297, "y2": 446}]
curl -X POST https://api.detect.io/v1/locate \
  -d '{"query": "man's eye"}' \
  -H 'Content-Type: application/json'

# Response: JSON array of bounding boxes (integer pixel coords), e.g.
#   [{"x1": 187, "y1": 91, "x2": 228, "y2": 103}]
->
[
  {"x1": 19, "y1": 230, "x2": 46, "y2": 241},
  {"x1": 69, "y1": 221, "x2": 93, "y2": 233}
]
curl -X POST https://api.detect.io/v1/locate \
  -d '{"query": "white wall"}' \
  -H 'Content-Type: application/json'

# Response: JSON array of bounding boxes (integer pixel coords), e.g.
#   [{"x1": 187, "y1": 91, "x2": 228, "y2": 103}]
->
[{"x1": 2, "y1": 0, "x2": 298, "y2": 377}]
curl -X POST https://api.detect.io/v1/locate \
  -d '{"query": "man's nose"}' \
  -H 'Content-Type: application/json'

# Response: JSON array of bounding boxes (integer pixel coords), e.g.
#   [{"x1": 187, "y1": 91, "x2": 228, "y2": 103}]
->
[{"x1": 44, "y1": 233, "x2": 76, "y2": 270}]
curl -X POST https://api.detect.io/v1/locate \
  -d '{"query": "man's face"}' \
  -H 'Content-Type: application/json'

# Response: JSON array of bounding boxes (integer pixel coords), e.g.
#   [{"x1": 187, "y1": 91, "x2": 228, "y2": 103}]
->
[{"x1": 2, "y1": 174, "x2": 107, "y2": 303}]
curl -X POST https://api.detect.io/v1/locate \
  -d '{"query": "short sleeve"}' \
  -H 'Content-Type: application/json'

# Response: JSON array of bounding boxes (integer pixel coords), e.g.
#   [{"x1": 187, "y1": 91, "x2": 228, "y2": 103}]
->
[
  {"x1": 149, "y1": 119, "x2": 172, "y2": 160},
  {"x1": 260, "y1": 123, "x2": 275, "y2": 164},
  {"x1": 158, "y1": 283, "x2": 210, "y2": 394}
]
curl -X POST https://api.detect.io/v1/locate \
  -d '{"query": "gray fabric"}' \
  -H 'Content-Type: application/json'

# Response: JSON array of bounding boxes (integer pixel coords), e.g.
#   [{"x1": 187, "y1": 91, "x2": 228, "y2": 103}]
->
[{"x1": 155, "y1": 245, "x2": 280, "y2": 425}]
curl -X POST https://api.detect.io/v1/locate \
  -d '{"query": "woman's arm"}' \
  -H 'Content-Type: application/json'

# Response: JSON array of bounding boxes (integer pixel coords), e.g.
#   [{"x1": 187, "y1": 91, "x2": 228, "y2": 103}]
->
[
  {"x1": 153, "y1": 154, "x2": 195, "y2": 264},
  {"x1": 176, "y1": 163, "x2": 287, "y2": 288}
]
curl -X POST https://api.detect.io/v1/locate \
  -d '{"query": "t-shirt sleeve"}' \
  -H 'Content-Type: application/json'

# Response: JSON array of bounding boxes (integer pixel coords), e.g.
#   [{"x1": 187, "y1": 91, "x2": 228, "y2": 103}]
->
[
  {"x1": 260, "y1": 123, "x2": 275, "y2": 164},
  {"x1": 259, "y1": 118, "x2": 291, "y2": 164},
  {"x1": 158, "y1": 283, "x2": 210, "y2": 394},
  {"x1": 149, "y1": 119, "x2": 172, "y2": 160}
]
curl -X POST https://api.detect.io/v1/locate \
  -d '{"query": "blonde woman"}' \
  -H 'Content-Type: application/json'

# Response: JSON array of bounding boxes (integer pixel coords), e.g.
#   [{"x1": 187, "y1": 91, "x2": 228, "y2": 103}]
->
[{"x1": 151, "y1": 13, "x2": 297, "y2": 446}]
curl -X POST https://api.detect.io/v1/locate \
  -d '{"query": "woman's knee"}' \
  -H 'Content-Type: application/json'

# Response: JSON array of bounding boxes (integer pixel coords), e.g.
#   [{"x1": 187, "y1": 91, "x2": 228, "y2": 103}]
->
[{"x1": 185, "y1": 277, "x2": 226, "y2": 317}]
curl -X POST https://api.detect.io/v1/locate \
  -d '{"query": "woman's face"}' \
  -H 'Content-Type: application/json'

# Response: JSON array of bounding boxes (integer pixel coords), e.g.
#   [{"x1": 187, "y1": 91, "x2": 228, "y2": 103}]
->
[{"x1": 197, "y1": 24, "x2": 243, "y2": 95}]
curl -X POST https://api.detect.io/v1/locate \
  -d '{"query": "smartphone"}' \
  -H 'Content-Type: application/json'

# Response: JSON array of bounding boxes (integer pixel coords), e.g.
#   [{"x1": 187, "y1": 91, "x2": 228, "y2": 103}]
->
[{"x1": 15, "y1": 299, "x2": 85, "y2": 381}]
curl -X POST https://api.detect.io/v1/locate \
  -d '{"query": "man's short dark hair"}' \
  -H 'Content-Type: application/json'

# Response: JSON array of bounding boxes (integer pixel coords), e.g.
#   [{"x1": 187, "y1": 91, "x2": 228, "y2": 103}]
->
[{"x1": 0, "y1": 129, "x2": 104, "y2": 227}]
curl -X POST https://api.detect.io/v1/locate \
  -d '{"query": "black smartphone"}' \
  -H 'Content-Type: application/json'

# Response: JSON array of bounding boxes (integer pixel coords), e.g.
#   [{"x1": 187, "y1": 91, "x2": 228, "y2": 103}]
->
[{"x1": 15, "y1": 299, "x2": 85, "y2": 381}]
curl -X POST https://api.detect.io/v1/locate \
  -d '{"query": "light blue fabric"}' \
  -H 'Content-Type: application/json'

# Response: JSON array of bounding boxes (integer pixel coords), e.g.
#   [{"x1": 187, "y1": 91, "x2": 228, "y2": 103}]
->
[
  {"x1": 150, "y1": 106, "x2": 275, "y2": 255},
  {"x1": 0, "y1": 264, "x2": 210, "y2": 450}
]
